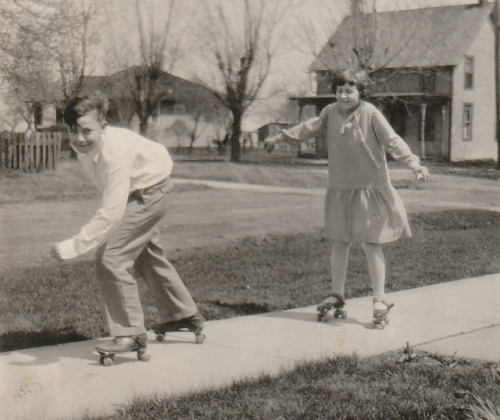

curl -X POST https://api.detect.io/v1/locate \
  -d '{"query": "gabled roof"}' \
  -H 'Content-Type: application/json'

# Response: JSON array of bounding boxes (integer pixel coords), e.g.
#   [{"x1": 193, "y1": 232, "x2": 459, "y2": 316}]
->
[
  {"x1": 310, "y1": 3, "x2": 494, "y2": 72},
  {"x1": 81, "y1": 67, "x2": 216, "y2": 104}
]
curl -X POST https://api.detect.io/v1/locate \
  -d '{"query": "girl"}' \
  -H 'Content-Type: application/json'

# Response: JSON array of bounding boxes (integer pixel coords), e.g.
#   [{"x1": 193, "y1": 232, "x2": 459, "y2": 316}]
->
[{"x1": 266, "y1": 69, "x2": 428, "y2": 328}]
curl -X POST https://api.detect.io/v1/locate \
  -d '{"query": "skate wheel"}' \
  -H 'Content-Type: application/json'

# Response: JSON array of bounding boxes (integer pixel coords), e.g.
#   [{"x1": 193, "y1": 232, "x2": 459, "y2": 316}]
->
[
  {"x1": 137, "y1": 351, "x2": 151, "y2": 362},
  {"x1": 100, "y1": 355, "x2": 114, "y2": 366},
  {"x1": 156, "y1": 334, "x2": 165, "y2": 342},
  {"x1": 374, "y1": 322, "x2": 385, "y2": 329},
  {"x1": 195, "y1": 333, "x2": 205, "y2": 344},
  {"x1": 318, "y1": 311, "x2": 328, "y2": 322},
  {"x1": 340, "y1": 311, "x2": 347, "y2": 319}
]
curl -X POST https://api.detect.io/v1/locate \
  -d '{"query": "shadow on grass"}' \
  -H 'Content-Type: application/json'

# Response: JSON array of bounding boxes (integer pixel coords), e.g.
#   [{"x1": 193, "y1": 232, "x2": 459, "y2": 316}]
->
[
  {"x1": 200, "y1": 300, "x2": 271, "y2": 317},
  {"x1": 0, "y1": 328, "x2": 89, "y2": 352}
]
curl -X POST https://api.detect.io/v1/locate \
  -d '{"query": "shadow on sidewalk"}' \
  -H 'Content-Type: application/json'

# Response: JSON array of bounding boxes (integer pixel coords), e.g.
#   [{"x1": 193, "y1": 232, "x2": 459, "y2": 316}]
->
[{"x1": 262, "y1": 309, "x2": 372, "y2": 328}]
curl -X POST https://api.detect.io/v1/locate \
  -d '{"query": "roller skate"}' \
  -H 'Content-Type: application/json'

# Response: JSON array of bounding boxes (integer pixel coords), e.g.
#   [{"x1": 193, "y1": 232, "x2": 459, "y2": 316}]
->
[
  {"x1": 372, "y1": 298, "x2": 394, "y2": 329},
  {"x1": 152, "y1": 312, "x2": 205, "y2": 344},
  {"x1": 95, "y1": 333, "x2": 151, "y2": 366},
  {"x1": 317, "y1": 293, "x2": 347, "y2": 322}
]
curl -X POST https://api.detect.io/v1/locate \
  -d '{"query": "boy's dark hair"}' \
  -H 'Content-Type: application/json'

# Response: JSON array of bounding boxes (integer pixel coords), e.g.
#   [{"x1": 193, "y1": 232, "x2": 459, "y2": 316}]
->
[
  {"x1": 332, "y1": 69, "x2": 372, "y2": 98},
  {"x1": 64, "y1": 91, "x2": 109, "y2": 128}
]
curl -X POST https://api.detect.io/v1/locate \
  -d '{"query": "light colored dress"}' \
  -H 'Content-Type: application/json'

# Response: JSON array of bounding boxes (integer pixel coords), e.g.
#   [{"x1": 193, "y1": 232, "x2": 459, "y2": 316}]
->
[{"x1": 283, "y1": 101, "x2": 421, "y2": 244}]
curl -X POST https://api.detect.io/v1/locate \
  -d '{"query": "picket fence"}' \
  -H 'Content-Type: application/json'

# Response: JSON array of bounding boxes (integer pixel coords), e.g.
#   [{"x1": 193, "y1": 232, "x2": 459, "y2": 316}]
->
[{"x1": 1, "y1": 131, "x2": 64, "y2": 171}]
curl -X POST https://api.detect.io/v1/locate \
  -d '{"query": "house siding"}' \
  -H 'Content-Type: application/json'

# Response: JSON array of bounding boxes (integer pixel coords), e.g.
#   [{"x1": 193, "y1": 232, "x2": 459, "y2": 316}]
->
[
  {"x1": 450, "y1": 18, "x2": 496, "y2": 162},
  {"x1": 143, "y1": 114, "x2": 222, "y2": 149}
]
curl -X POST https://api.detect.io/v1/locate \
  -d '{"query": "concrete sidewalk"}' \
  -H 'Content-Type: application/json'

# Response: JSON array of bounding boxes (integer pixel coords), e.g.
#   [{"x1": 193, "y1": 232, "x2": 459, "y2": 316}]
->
[{"x1": 1, "y1": 274, "x2": 499, "y2": 420}]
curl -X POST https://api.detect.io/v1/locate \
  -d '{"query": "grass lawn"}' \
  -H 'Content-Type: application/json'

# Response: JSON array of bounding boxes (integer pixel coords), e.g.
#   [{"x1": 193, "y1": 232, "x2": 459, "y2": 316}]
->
[
  {"x1": 0, "y1": 157, "x2": 328, "y2": 205},
  {"x1": 106, "y1": 354, "x2": 500, "y2": 420},
  {"x1": 1, "y1": 155, "x2": 498, "y2": 205}
]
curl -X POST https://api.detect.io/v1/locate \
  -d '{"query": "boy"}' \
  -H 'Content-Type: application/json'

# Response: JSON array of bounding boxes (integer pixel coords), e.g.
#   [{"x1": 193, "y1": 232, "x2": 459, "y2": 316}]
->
[{"x1": 52, "y1": 91, "x2": 203, "y2": 360}]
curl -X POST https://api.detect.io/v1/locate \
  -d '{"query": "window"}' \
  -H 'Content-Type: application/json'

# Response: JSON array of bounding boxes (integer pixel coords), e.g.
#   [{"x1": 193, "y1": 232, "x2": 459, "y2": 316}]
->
[
  {"x1": 34, "y1": 103, "x2": 43, "y2": 127},
  {"x1": 463, "y1": 104, "x2": 473, "y2": 141},
  {"x1": 159, "y1": 100, "x2": 185, "y2": 115},
  {"x1": 464, "y1": 57, "x2": 474, "y2": 89},
  {"x1": 159, "y1": 99, "x2": 176, "y2": 115},
  {"x1": 56, "y1": 108, "x2": 64, "y2": 124}
]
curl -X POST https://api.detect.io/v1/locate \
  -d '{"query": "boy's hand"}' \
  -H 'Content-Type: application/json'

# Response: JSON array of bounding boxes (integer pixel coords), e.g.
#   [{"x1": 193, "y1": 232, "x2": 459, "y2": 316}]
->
[
  {"x1": 413, "y1": 165, "x2": 429, "y2": 182},
  {"x1": 51, "y1": 244, "x2": 64, "y2": 262}
]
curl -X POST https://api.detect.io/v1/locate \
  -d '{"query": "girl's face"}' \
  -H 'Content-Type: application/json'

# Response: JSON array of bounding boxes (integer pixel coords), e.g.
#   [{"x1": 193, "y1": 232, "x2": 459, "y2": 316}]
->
[
  {"x1": 68, "y1": 110, "x2": 106, "y2": 154},
  {"x1": 336, "y1": 83, "x2": 360, "y2": 112}
]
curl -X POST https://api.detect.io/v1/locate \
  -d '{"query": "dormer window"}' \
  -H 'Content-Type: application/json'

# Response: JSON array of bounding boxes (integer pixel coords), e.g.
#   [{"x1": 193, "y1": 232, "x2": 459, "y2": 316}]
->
[{"x1": 464, "y1": 57, "x2": 474, "y2": 89}]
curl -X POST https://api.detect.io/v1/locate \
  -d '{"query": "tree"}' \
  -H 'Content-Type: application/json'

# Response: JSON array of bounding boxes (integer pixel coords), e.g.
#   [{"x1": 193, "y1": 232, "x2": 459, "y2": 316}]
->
[
  {"x1": 495, "y1": 0, "x2": 500, "y2": 169},
  {"x1": 295, "y1": 0, "x2": 435, "y2": 82},
  {"x1": 0, "y1": 0, "x2": 100, "y2": 124},
  {"x1": 193, "y1": 0, "x2": 288, "y2": 162},
  {"x1": 103, "y1": 0, "x2": 186, "y2": 136},
  {"x1": 167, "y1": 119, "x2": 190, "y2": 154}
]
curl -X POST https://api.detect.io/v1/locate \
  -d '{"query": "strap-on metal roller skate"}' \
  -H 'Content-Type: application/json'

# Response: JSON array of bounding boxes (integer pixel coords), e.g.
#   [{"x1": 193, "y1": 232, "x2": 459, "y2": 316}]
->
[
  {"x1": 152, "y1": 312, "x2": 205, "y2": 344},
  {"x1": 372, "y1": 298, "x2": 394, "y2": 329},
  {"x1": 317, "y1": 293, "x2": 347, "y2": 322},
  {"x1": 95, "y1": 333, "x2": 151, "y2": 366}
]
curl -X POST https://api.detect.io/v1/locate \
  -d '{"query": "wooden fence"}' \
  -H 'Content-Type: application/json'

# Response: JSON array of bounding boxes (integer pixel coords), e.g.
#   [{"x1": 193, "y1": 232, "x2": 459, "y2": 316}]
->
[{"x1": 1, "y1": 131, "x2": 64, "y2": 171}]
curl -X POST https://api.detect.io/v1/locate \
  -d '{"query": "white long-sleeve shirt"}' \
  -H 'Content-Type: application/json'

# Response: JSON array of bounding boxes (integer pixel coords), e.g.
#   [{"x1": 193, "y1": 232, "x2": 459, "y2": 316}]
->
[{"x1": 57, "y1": 126, "x2": 173, "y2": 259}]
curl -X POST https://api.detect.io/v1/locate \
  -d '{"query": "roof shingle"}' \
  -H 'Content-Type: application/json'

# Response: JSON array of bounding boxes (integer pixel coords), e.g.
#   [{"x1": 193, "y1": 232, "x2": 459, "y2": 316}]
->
[{"x1": 309, "y1": 3, "x2": 494, "y2": 71}]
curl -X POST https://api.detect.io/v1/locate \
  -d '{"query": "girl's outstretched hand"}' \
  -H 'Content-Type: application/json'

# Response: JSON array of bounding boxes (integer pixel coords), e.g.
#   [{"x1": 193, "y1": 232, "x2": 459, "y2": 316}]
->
[
  {"x1": 414, "y1": 165, "x2": 429, "y2": 181},
  {"x1": 264, "y1": 133, "x2": 284, "y2": 153}
]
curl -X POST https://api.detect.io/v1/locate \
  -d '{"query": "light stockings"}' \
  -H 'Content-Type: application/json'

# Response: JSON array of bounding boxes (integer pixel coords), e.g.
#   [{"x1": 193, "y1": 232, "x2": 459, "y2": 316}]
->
[
  {"x1": 330, "y1": 240, "x2": 351, "y2": 297},
  {"x1": 330, "y1": 241, "x2": 386, "y2": 300},
  {"x1": 361, "y1": 242, "x2": 386, "y2": 300}
]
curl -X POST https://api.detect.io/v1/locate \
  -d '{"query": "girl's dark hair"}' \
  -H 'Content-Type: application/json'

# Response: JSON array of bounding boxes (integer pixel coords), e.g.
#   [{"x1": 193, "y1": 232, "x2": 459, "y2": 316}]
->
[
  {"x1": 332, "y1": 69, "x2": 372, "y2": 98},
  {"x1": 63, "y1": 91, "x2": 109, "y2": 128}
]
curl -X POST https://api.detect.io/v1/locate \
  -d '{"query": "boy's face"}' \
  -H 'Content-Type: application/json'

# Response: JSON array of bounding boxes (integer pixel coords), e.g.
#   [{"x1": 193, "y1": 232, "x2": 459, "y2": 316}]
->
[
  {"x1": 68, "y1": 110, "x2": 106, "y2": 154},
  {"x1": 336, "y1": 83, "x2": 360, "y2": 111}
]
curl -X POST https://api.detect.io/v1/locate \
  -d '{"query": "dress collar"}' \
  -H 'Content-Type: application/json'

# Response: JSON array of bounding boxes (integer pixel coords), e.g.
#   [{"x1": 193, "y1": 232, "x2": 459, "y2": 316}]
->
[{"x1": 339, "y1": 102, "x2": 364, "y2": 134}]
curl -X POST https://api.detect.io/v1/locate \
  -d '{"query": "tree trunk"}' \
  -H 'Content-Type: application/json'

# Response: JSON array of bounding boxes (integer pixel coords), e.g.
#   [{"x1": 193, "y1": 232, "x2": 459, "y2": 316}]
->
[
  {"x1": 496, "y1": 0, "x2": 500, "y2": 168},
  {"x1": 230, "y1": 113, "x2": 242, "y2": 162},
  {"x1": 139, "y1": 118, "x2": 148, "y2": 137},
  {"x1": 189, "y1": 135, "x2": 195, "y2": 154}
]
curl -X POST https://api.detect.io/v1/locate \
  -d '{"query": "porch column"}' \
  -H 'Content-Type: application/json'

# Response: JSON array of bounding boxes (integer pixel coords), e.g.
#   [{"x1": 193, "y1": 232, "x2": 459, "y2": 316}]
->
[
  {"x1": 297, "y1": 101, "x2": 304, "y2": 155},
  {"x1": 440, "y1": 104, "x2": 447, "y2": 158},
  {"x1": 420, "y1": 103, "x2": 427, "y2": 159}
]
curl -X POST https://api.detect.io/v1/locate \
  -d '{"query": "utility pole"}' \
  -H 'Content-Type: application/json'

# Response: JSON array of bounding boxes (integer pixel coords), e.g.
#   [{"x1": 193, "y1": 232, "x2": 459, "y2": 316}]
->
[{"x1": 495, "y1": 0, "x2": 500, "y2": 168}]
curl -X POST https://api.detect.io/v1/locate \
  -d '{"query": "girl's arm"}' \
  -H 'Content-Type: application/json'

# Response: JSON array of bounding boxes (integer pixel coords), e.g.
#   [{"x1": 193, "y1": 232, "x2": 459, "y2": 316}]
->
[
  {"x1": 371, "y1": 109, "x2": 429, "y2": 180},
  {"x1": 265, "y1": 106, "x2": 329, "y2": 150}
]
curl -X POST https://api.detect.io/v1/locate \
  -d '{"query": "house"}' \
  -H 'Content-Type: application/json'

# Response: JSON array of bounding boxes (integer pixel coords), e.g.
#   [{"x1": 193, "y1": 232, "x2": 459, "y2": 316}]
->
[
  {"x1": 34, "y1": 68, "x2": 228, "y2": 150},
  {"x1": 294, "y1": 1, "x2": 497, "y2": 162}
]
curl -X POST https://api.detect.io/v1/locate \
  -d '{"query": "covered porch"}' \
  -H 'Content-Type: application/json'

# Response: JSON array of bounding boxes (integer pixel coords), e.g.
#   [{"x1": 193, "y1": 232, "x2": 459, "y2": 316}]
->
[{"x1": 291, "y1": 93, "x2": 451, "y2": 160}]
